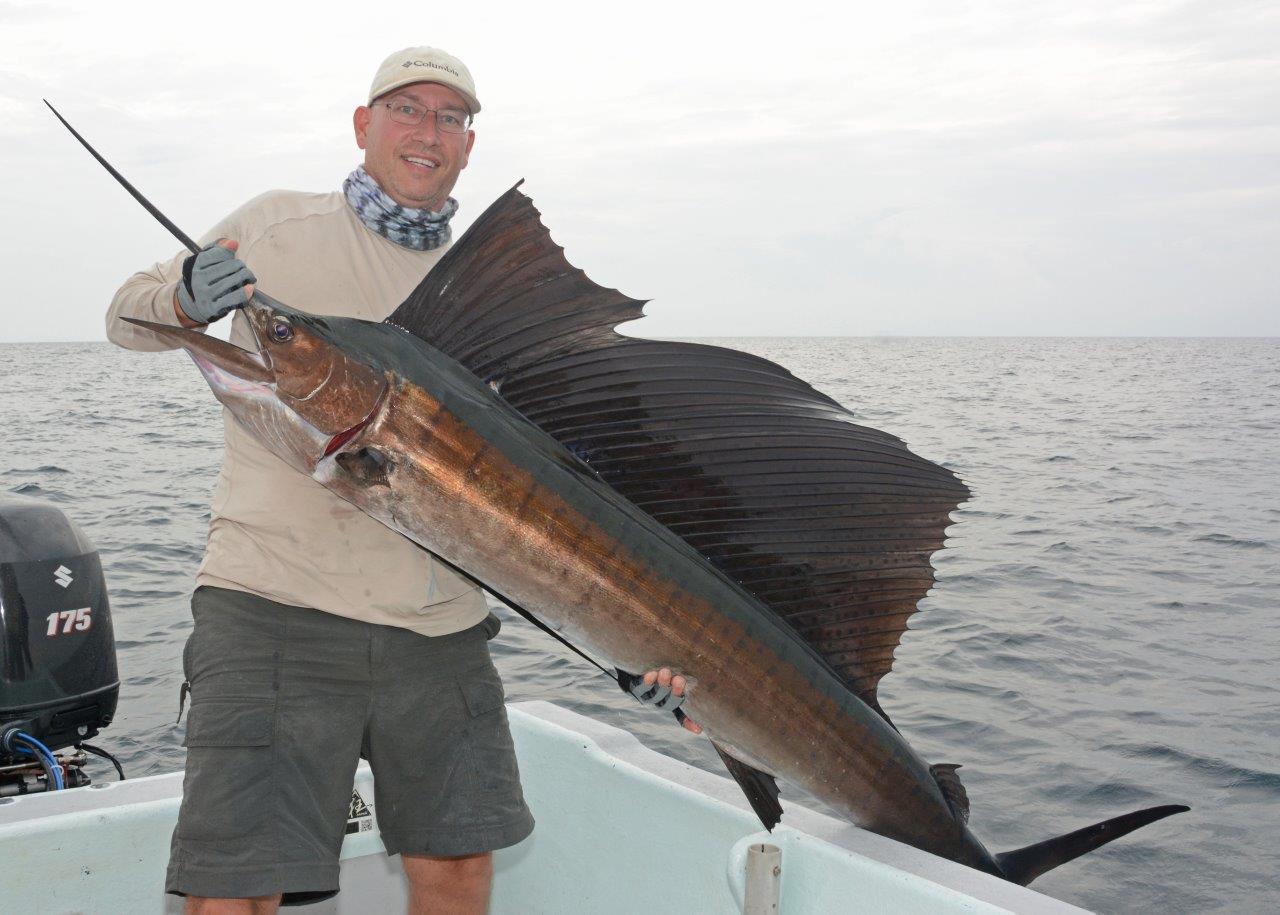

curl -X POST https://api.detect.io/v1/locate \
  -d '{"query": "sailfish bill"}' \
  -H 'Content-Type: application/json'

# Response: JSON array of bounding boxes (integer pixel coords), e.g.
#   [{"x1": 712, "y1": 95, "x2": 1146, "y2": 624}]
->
[{"x1": 55, "y1": 100, "x2": 1189, "y2": 884}]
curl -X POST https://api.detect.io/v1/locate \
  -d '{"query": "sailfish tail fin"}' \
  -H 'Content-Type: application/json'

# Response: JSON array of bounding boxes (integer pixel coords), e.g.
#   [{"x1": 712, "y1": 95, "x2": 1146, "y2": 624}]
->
[{"x1": 995, "y1": 804, "x2": 1189, "y2": 885}]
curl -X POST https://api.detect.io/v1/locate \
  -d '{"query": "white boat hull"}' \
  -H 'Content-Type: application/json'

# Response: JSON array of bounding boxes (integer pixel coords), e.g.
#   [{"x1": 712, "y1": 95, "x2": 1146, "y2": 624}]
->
[{"x1": 0, "y1": 702, "x2": 1085, "y2": 914}]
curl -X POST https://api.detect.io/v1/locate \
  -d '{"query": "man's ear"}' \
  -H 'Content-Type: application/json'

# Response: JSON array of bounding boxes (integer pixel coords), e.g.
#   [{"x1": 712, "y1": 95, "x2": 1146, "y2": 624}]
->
[
  {"x1": 461, "y1": 128, "x2": 476, "y2": 168},
  {"x1": 353, "y1": 106, "x2": 371, "y2": 150}
]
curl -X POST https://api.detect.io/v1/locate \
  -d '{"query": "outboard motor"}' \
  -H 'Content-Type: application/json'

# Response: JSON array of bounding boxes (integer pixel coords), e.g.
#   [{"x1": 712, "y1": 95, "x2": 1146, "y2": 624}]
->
[{"x1": 0, "y1": 496, "x2": 120, "y2": 794}]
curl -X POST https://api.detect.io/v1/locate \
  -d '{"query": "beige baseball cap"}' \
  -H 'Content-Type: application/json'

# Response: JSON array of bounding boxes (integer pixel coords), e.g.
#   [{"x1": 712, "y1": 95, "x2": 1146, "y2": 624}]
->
[{"x1": 368, "y1": 46, "x2": 481, "y2": 115}]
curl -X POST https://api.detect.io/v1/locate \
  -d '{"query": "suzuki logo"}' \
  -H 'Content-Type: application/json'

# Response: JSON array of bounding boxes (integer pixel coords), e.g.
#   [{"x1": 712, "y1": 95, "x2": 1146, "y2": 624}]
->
[{"x1": 54, "y1": 565, "x2": 73, "y2": 588}]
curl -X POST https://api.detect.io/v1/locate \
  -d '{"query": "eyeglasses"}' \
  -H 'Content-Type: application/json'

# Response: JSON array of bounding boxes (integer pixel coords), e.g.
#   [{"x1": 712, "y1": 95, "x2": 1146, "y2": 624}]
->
[{"x1": 379, "y1": 97, "x2": 471, "y2": 135}]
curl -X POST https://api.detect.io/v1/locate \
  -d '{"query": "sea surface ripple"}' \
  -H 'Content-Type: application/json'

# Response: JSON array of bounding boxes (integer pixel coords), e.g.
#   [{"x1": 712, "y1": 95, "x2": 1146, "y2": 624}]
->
[{"x1": 2, "y1": 337, "x2": 1276, "y2": 913}]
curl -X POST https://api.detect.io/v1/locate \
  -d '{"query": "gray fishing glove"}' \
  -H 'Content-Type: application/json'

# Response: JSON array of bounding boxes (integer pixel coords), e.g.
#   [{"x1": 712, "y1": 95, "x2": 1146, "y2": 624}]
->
[
  {"x1": 618, "y1": 668, "x2": 688, "y2": 714},
  {"x1": 176, "y1": 242, "x2": 257, "y2": 324}
]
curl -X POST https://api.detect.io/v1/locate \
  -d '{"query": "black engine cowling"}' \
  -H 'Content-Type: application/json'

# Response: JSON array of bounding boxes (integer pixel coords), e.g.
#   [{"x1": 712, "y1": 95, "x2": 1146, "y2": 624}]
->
[{"x1": 0, "y1": 495, "x2": 119, "y2": 758}]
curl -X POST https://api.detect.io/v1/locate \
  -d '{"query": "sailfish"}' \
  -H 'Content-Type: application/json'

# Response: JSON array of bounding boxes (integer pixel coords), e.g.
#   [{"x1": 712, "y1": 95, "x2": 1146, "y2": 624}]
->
[{"x1": 48, "y1": 100, "x2": 1187, "y2": 886}]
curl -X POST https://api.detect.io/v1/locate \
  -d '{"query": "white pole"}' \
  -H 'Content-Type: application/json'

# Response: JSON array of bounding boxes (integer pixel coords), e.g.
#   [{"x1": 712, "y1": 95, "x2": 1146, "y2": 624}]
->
[{"x1": 744, "y1": 842, "x2": 782, "y2": 914}]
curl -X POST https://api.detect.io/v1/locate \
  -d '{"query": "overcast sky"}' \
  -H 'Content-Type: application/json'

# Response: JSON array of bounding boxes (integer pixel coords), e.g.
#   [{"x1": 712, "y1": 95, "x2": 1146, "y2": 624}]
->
[{"x1": 1, "y1": 0, "x2": 1276, "y2": 341}]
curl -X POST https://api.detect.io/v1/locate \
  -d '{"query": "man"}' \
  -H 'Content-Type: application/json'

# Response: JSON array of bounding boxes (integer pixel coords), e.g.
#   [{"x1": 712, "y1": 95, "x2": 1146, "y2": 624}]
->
[{"x1": 107, "y1": 47, "x2": 690, "y2": 914}]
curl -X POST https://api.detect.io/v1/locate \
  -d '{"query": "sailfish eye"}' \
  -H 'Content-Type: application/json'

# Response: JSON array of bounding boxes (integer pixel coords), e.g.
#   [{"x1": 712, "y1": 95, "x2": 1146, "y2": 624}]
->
[{"x1": 269, "y1": 317, "x2": 294, "y2": 343}]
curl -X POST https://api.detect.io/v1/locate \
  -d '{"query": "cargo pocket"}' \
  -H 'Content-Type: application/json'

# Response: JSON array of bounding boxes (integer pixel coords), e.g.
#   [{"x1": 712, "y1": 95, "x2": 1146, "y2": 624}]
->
[
  {"x1": 176, "y1": 630, "x2": 196, "y2": 724},
  {"x1": 459, "y1": 670, "x2": 523, "y2": 819},
  {"x1": 462, "y1": 675, "x2": 506, "y2": 719},
  {"x1": 176, "y1": 698, "x2": 276, "y2": 841},
  {"x1": 181, "y1": 629, "x2": 196, "y2": 680}
]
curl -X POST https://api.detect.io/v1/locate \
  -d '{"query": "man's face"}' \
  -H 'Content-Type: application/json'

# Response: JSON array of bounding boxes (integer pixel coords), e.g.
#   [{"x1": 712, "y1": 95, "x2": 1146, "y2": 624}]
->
[{"x1": 353, "y1": 81, "x2": 476, "y2": 211}]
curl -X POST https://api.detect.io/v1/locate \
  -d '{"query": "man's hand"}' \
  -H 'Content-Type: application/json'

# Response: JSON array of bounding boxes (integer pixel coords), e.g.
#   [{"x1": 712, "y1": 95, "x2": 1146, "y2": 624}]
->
[
  {"x1": 173, "y1": 239, "x2": 257, "y2": 326},
  {"x1": 622, "y1": 667, "x2": 703, "y2": 734}
]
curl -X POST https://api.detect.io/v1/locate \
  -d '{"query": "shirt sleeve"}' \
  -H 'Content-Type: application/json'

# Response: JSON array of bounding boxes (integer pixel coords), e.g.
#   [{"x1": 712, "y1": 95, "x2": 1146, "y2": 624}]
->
[
  {"x1": 103, "y1": 247, "x2": 193, "y2": 351},
  {"x1": 104, "y1": 194, "x2": 269, "y2": 351}
]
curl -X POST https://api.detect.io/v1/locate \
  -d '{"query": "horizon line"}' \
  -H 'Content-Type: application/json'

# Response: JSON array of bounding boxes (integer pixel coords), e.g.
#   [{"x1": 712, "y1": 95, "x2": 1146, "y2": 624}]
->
[{"x1": 3, "y1": 334, "x2": 1279, "y2": 345}]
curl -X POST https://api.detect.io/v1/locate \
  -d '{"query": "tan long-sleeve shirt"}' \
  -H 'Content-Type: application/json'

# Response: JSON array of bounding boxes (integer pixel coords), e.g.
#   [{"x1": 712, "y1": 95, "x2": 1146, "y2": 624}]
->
[{"x1": 106, "y1": 189, "x2": 489, "y2": 635}]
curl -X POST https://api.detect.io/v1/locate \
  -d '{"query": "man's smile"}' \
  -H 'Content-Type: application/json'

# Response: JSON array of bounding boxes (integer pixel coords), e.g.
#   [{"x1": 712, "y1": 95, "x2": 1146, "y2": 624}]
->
[{"x1": 402, "y1": 154, "x2": 439, "y2": 171}]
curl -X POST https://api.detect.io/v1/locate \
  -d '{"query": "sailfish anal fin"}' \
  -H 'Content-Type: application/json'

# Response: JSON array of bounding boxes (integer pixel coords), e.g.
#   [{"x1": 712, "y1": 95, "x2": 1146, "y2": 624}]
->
[
  {"x1": 712, "y1": 741, "x2": 783, "y2": 831},
  {"x1": 386, "y1": 183, "x2": 970, "y2": 717}
]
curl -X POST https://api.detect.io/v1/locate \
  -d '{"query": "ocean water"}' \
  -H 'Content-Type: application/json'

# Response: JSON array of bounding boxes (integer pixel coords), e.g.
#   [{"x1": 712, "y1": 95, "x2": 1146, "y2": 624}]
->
[{"x1": 2, "y1": 337, "x2": 1276, "y2": 913}]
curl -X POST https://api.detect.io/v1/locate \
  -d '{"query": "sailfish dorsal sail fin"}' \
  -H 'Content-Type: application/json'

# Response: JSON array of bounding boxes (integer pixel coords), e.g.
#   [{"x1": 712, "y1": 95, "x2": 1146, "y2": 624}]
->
[
  {"x1": 386, "y1": 184, "x2": 969, "y2": 714},
  {"x1": 387, "y1": 182, "x2": 647, "y2": 385}
]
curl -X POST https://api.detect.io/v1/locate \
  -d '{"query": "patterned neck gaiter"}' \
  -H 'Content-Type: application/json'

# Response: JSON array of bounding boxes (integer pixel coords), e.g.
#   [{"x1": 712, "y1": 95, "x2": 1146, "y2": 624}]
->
[{"x1": 342, "y1": 164, "x2": 458, "y2": 251}]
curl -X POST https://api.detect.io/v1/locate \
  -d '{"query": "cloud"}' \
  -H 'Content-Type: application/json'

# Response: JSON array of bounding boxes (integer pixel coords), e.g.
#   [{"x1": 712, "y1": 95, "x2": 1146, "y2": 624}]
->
[{"x1": 0, "y1": 1, "x2": 68, "y2": 23}]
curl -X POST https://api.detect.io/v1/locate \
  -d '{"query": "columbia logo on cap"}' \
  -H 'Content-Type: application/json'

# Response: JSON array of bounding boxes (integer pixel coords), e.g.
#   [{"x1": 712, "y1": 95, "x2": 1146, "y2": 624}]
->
[{"x1": 402, "y1": 60, "x2": 462, "y2": 78}]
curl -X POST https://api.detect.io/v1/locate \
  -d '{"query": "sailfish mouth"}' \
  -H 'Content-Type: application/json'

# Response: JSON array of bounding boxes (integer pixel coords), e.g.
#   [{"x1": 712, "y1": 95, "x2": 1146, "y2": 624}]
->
[{"x1": 120, "y1": 318, "x2": 273, "y2": 384}]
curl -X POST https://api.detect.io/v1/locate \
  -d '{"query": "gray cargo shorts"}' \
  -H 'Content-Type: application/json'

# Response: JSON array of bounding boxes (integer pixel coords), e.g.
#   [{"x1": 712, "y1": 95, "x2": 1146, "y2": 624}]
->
[{"x1": 166, "y1": 586, "x2": 535, "y2": 905}]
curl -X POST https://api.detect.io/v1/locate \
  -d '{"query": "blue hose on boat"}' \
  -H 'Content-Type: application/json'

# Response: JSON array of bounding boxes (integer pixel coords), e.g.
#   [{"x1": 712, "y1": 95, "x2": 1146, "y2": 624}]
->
[{"x1": 9, "y1": 732, "x2": 63, "y2": 790}]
